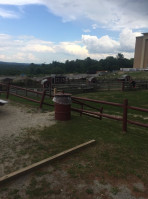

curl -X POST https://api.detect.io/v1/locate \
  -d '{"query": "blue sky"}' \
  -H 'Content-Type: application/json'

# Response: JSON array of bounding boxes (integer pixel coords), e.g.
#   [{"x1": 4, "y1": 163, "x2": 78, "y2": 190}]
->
[{"x1": 0, "y1": 0, "x2": 148, "y2": 63}]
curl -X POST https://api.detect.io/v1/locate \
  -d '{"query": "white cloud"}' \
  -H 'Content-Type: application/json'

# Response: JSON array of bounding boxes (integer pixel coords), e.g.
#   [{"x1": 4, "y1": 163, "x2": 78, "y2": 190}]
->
[
  {"x1": 41, "y1": 0, "x2": 118, "y2": 25},
  {"x1": 23, "y1": 43, "x2": 55, "y2": 52},
  {"x1": 0, "y1": 34, "x2": 88, "y2": 62},
  {"x1": 119, "y1": 28, "x2": 142, "y2": 52},
  {"x1": 0, "y1": 0, "x2": 148, "y2": 29},
  {"x1": 57, "y1": 42, "x2": 89, "y2": 58},
  {"x1": 0, "y1": 30, "x2": 141, "y2": 63},
  {"x1": 82, "y1": 29, "x2": 142, "y2": 55},
  {"x1": 0, "y1": 54, "x2": 6, "y2": 59},
  {"x1": 43, "y1": 0, "x2": 148, "y2": 30},
  {"x1": 0, "y1": 34, "x2": 14, "y2": 51},
  {"x1": 0, "y1": 0, "x2": 41, "y2": 5},
  {"x1": 83, "y1": 29, "x2": 91, "y2": 33},
  {"x1": 0, "y1": 34, "x2": 53, "y2": 62},
  {"x1": 92, "y1": 24, "x2": 98, "y2": 30},
  {"x1": 82, "y1": 34, "x2": 120, "y2": 53},
  {"x1": 0, "y1": 34, "x2": 12, "y2": 39},
  {"x1": 11, "y1": 52, "x2": 39, "y2": 62},
  {"x1": 0, "y1": 8, "x2": 18, "y2": 18}
]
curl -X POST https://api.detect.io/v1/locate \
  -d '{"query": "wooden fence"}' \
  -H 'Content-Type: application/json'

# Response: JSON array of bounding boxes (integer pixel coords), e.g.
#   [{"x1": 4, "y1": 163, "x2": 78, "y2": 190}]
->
[
  {"x1": 52, "y1": 82, "x2": 123, "y2": 94},
  {"x1": 0, "y1": 83, "x2": 53, "y2": 108},
  {"x1": 0, "y1": 83, "x2": 148, "y2": 133},
  {"x1": 52, "y1": 80, "x2": 148, "y2": 93},
  {"x1": 71, "y1": 96, "x2": 148, "y2": 132}
]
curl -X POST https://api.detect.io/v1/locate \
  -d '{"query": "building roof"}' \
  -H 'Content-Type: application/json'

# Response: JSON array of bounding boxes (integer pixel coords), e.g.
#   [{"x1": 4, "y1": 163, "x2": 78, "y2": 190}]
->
[{"x1": 142, "y1": 32, "x2": 148, "y2": 36}]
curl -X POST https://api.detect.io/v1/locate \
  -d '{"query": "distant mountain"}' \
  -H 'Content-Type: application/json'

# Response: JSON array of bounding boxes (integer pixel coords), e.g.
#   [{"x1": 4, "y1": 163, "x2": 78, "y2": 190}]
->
[
  {"x1": 0, "y1": 61, "x2": 29, "y2": 67},
  {"x1": 0, "y1": 61, "x2": 30, "y2": 75}
]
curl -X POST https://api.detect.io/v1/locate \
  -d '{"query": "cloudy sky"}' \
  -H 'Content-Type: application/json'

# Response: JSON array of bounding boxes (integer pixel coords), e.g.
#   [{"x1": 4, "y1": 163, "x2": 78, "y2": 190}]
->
[{"x1": 0, "y1": 0, "x2": 148, "y2": 63}]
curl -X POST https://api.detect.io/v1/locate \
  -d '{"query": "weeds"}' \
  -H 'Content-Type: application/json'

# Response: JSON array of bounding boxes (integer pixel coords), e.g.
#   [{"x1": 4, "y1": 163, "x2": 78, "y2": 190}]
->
[
  {"x1": 86, "y1": 188, "x2": 94, "y2": 194},
  {"x1": 110, "y1": 186, "x2": 120, "y2": 195}
]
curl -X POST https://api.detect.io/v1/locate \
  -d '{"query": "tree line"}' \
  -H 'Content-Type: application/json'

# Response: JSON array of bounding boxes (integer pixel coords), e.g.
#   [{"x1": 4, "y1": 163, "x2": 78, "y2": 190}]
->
[{"x1": 0, "y1": 53, "x2": 133, "y2": 76}]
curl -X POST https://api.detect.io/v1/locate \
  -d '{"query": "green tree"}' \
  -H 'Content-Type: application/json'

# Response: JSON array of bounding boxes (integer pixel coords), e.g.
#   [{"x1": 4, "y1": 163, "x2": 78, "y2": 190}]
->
[{"x1": 116, "y1": 53, "x2": 124, "y2": 59}]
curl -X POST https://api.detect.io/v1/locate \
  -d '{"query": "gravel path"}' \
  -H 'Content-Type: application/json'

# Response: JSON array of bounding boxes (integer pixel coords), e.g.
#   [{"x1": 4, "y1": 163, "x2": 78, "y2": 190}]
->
[{"x1": 0, "y1": 102, "x2": 56, "y2": 138}]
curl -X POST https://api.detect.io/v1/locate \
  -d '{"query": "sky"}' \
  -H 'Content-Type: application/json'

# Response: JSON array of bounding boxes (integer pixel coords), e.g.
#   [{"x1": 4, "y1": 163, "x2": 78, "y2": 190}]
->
[{"x1": 0, "y1": 0, "x2": 148, "y2": 64}]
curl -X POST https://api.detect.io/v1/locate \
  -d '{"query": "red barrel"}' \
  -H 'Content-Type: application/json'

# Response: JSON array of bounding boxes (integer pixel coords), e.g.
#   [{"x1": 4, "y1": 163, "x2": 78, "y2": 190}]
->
[{"x1": 53, "y1": 93, "x2": 71, "y2": 121}]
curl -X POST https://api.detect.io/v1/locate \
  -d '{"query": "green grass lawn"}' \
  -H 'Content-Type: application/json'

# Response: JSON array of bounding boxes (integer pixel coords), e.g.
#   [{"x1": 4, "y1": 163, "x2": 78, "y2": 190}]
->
[{"x1": 1, "y1": 90, "x2": 148, "y2": 186}]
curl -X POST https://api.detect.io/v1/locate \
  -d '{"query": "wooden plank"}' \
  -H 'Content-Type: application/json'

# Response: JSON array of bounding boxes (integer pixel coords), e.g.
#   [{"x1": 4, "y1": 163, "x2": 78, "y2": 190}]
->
[{"x1": 0, "y1": 140, "x2": 96, "y2": 184}]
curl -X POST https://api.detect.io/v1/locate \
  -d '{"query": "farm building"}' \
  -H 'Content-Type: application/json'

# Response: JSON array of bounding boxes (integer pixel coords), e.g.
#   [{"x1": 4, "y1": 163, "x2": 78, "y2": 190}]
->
[
  {"x1": 118, "y1": 75, "x2": 131, "y2": 82},
  {"x1": 134, "y1": 33, "x2": 148, "y2": 69},
  {"x1": 87, "y1": 77, "x2": 98, "y2": 83},
  {"x1": 51, "y1": 75, "x2": 66, "y2": 84},
  {"x1": 96, "y1": 71, "x2": 108, "y2": 76},
  {"x1": 66, "y1": 74, "x2": 99, "y2": 83},
  {"x1": 41, "y1": 75, "x2": 66, "y2": 86},
  {"x1": 0, "y1": 77, "x2": 14, "y2": 84},
  {"x1": 66, "y1": 74, "x2": 88, "y2": 82}
]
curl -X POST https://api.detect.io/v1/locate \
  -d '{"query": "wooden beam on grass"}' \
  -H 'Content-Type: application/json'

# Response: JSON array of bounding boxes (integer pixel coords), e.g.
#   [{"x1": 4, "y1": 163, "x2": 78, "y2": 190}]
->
[{"x1": 0, "y1": 139, "x2": 96, "y2": 185}]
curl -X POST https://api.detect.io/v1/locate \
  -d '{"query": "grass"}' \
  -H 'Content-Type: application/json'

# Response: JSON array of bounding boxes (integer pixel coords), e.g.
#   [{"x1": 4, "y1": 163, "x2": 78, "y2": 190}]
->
[
  {"x1": 76, "y1": 90, "x2": 148, "y2": 107},
  {"x1": 0, "y1": 89, "x2": 148, "y2": 198},
  {"x1": 86, "y1": 188, "x2": 94, "y2": 195},
  {"x1": 127, "y1": 71, "x2": 148, "y2": 80},
  {"x1": 73, "y1": 90, "x2": 148, "y2": 126},
  {"x1": 36, "y1": 115, "x2": 148, "y2": 180},
  {"x1": 103, "y1": 71, "x2": 148, "y2": 80},
  {"x1": 110, "y1": 186, "x2": 120, "y2": 195}
]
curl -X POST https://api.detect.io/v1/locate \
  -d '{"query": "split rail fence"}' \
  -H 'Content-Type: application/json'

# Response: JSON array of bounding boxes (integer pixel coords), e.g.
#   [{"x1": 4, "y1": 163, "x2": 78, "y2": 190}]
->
[
  {"x1": 53, "y1": 80, "x2": 148, "y2": 94},
  {"x1": 0, "y1": 83, "x2": 148, "y2": 133},
  {"x1": 0, "y1": 83, "x2": 53, "y2": 108},
  {"x1": 71, "y1": 96, "x2": 148, "y2": 132}
]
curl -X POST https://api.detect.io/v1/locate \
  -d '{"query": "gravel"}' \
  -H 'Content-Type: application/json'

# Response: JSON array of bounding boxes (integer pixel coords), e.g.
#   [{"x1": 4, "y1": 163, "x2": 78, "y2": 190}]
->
[{"x1": 0, "y1": 102, "x2": 56, "y2": 138}]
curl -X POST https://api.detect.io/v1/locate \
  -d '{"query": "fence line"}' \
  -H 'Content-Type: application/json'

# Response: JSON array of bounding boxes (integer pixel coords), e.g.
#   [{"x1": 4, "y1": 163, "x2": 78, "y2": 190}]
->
[
  {"x1": 0, "y1": 83, "x2": 148, "y2": 133},
  {"x1": 53, "y1": 80, "x2": 148, "y2": 93},
  {"x1": 0, "y1": 83, "x2": 52, "y2": 108},
  {"x1": 71, "y1": 96, "x2": 148, "y2": 132}
]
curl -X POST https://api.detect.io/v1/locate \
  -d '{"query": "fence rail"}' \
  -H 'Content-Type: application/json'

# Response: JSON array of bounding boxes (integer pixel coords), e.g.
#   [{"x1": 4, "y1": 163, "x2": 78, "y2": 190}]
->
[
  {"x1": 0, "y1": 83, "x2": 53, "y2": 108},
  {"x1": 71, "y1": 96, "x2": 148, "y2": 132},
  {"x1": 72, "y1": 96, "x2": 123, "y2": 107},
  {"x1": 53, "y1": 80, "x2": 148, "y2": 93},
  {"x1": 128, "y1": 105, "x2": 148, "y2": 113},
  {"x1": 0, "y1": 83, "x2": 148, "y2": 133}
]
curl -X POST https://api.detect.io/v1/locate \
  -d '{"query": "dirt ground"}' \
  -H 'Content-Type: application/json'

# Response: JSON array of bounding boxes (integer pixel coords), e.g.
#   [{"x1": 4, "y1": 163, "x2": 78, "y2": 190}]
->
[
  {"x1": 0, "y1": 102, "x2": 56, "y2": 138},
  {"x1": 0, "y1": 101, "x2": 56, "y2": 178},
  {"x1": 0, "y1": 102, "x2": 147, "y2": 199}
]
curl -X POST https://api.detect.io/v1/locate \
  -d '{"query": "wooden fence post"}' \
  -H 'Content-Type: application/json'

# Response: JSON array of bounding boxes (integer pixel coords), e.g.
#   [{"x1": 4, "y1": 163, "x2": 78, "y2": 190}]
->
[
  {"x1": 6, "y1": 83, "x2": 10, "y2": 99},
  {"x1": 123, "y1": 99, "x2": 128, "y2": 133},
  {"x1": 40, "y1": 90, "x2": 46, "y2": 108},
  {"x1": 108, "y1": 81, "x2": 110, "y2": 91},
  {"x1": 122, "y1": 81, "x2": 125, "y2": 91},
  {"x1": 80, "y1": 104, "x2": 83, "y2": 116},
  {"x1": 25, "y1": 88, "x2": 27, "y2": 97},
  {"x1": 100, "y1": 107, "x2": 103, "y2": 120},
  {"x1": 49, "y1": 81, "x2": 52, "y2": 97}
]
